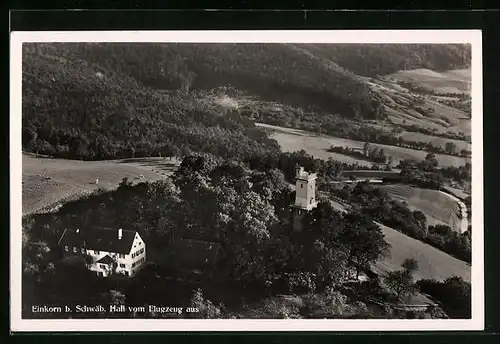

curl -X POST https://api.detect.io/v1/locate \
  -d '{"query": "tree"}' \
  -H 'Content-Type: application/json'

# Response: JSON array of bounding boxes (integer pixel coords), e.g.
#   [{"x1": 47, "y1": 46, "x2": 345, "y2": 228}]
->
[
  {"x1": 445, "y1": 142, "x2": 457, "y2": 155},
  {"x1": 417, "y1": 277, "x2": 471, "y2": 318},
  {"x1": 412, "y1": 211, "x2": 427, "y2": 231},
  {"x1": 369, "y1": 147, "x2": 379, "y2": 161},
  {"x1": 401, "y1": 258, "x2": 419, "y2": 273},
  {"x1": 337, "y1": 212, "x2": 391, "y2": 279},
  {"x1": 384, "y1": 269, "x2": 416, "y2": 297},
  {"x1": 377, "y1": 148, "x2": 387, "y2": 164},
  {"x1": 363, "y1": 142, "x2": 371, "y2": 157},
  {"x1": 189, "y1": 288, "x2": 223, "y2": 319},
  {"x1": 385, "y1": 156, "x2": 394, "y2": 171},
  {"x1": 424, "y1": 152, "x2": 439, "y2": 170}
]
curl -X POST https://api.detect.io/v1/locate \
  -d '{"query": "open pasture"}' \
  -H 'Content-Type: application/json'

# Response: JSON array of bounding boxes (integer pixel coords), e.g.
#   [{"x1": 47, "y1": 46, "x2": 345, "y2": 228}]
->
[
  {"x1": 379, "y1": 184, "x2": 466, "y2": 232},
  {"x1": 256, "y1": 123, "x2": 470, "y2": 168},
  {"x1": 22, "y1": 154, "x2": 180, "y2": 216}
]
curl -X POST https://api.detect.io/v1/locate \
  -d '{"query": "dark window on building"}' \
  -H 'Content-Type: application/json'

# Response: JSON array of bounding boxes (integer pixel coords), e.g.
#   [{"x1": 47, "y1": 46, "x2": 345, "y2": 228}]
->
[{"x1": 119, "y1": 263, "x2": 126, "y2": 268}]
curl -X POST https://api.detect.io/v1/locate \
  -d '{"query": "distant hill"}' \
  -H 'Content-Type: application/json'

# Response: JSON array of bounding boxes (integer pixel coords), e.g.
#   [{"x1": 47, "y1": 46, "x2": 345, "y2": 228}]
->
[
  {"x1": 22, "y1": 44, "x2": 280, "y2": 161},
  {"x1": 22, "y1": 43, "x2": 471, "y2": 161},
  {"x1": 295, "y1": 44, "x2": 470, "y2": 77}
]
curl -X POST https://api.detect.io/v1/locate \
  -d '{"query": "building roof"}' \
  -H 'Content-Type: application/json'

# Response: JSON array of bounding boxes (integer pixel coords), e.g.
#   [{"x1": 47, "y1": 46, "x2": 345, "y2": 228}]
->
[
  {"x1": 164, "y1": 239, "x2": 224, "y2": 271},
  {"x1": 96, "y1": 255, "x2": 115, "y2": 265},
  {"x1": 57, "y1": 227, "x2": 138, "y2": 254}
]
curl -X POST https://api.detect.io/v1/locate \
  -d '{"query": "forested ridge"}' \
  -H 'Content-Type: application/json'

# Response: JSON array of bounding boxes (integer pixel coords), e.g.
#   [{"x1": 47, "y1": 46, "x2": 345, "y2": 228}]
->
[
  {"x1": 22, "y1": 43, "x2": 470, "y2": 161},
  {"x1": 296, "y1": 44, "x2": 470, "y2": 77},
  {"x1": 22, "y1": 45, "x2": 280, "y2": 160}
]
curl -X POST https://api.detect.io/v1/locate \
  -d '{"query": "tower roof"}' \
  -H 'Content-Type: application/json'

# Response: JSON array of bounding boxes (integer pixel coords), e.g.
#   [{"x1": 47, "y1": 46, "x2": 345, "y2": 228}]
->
[{"x1": 295, "y1": 166, "x2": 317, "y2": 181}]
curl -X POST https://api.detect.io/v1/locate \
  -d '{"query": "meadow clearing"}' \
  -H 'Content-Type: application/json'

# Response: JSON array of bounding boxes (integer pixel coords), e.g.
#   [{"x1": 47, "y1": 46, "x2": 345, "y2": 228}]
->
[
  {"x1": 379, "y1": 184, "x2": 467, "y2": 233},
  {"x1": 22, "y1": 153, "x2": 180, "y2": 216},
  {"x1": 256, "y1": 123, "x2": 470, "y2": 167},
  {"x1": 386, "y1": 68, "x2": 471, "y2": 94}
]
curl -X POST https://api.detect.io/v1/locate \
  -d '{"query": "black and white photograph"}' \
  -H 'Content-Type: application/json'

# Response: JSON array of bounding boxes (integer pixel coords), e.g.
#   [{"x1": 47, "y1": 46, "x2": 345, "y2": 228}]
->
[{"x1": 10, "y1": 30, "x2": 483, "y2": 332}]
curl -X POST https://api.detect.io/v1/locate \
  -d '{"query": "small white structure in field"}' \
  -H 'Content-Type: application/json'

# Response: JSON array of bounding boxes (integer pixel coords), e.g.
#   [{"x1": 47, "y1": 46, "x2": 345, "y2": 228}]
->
[
  {"x1": 140, "y1": 174, "x2": 144, "y2": 179},
  {"x1": 95, "y1": 178, "x2": 99, "y2": 185}
]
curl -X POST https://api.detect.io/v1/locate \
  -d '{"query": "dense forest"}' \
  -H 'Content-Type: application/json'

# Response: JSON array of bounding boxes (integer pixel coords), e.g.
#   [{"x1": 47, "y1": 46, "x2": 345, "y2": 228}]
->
[
  {"x1": 22, "y1": 47, "x2": 280, "y2": 161},
  {"x1": 22, "y1": 43, "x2": 470, "y2": 161}
]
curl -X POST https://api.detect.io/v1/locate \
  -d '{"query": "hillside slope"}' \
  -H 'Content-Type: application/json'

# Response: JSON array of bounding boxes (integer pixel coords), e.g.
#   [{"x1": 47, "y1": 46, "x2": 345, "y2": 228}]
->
[
  {"x1": 380, "y1": 184, "x2": 467, "y2": 232},
  {"x1": 375, "y1": 222, "x2": 470, "y2": 282},
  {"x1": 22, "y1": 43, "x2": 471, "y2": 162},
  {"x1": 326, "y1": 199, "x2": 470, "y2": 281},
  {"x1": 22, "y1": 45, "x2": 280, "y2": 161},
  {"x1": 22, "y1": 154, "x2": 180, "y2": 215}
]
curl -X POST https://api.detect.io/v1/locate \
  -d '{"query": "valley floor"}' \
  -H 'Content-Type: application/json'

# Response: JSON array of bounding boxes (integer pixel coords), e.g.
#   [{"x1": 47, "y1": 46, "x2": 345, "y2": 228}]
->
[{"x1": 256, "y1": 123, "x2": 470, "y2": 168}]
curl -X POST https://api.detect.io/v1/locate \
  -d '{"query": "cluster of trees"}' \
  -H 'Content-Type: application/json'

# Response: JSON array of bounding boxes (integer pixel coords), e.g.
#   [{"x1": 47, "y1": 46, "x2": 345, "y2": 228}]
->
[
  {"x1": 250, "y1": 104, "x2": 470, "y2": 160},
  {"x1": 393, "y1": 137, "x2": 470, "y2": 158},
  {"x1": 426, "y1": 225, "x2": 471, "y2": 263},
  {"x1": 244, "y1": 149, "x2": 390, "y2": 184},
  {"x1": 437, "y1": 97, "x2": 471, "y2": 116},
  {"x1": 396, "y1": 155, "x2": 471, "y2": 189},
  {"x1": 440, "y1": 163, "x2": 472, "y2": 183},
  {"x1": 23, "y1": 153, "x2": 392, "y2": 318},
  {"x1": 417, "y1": 277, "x2": 471, "y2": 318},
  {"x1": 328, "y1": 144, "x2": 393, "y2": 167},
  {"x1": 22, "y1": 48, "x2": 280, "y2": 161},
  {"x1": 327, "y1": 182, "x2": 471, "y2": 263},
  {"x1": 399, "y1": 124, "x2": 471, "y2": 144}
]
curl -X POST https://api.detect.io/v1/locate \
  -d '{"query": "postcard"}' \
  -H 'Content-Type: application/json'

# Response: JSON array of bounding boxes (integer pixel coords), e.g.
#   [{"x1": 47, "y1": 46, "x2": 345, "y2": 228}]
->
[{"x1": 10, "y1": 29, "x2": 484, "y2": 332}]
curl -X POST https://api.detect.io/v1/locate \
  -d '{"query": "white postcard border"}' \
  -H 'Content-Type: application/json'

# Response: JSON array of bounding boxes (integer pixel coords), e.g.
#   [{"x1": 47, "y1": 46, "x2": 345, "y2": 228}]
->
[{"x1": 10, "y1": 29, "x2": 484, "y2": 332}]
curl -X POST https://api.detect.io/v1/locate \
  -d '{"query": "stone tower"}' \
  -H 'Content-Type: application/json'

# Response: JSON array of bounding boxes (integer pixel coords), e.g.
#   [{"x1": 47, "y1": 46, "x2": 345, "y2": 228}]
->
[{"x1": 292, "y1": 165, "x2": 318, "y2": 231}]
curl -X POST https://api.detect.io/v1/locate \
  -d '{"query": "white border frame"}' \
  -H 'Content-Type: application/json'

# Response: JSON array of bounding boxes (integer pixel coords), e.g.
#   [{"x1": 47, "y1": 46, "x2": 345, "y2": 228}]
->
[{"x1": 10, "y1": 30, "x2": 484, "y2": 332}]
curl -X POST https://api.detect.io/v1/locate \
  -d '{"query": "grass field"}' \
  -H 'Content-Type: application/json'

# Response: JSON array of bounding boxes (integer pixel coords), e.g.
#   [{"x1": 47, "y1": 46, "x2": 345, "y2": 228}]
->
[
  {"x1": 326, "y1": 198, "x2": 470, "y2": 282},
  {"x1": 256, "y1": 123, "x2": 470, "y2": 168},
  {"x1": 374, "y1": 222, "x2": 470, "y2": 282},
  {"x1": 372, "y1": 68, "x2": 471, "y2": 136},
  {"x1": 398, "y1": 131, "x2": 471, "y2": 151},
  {"x1": 386, "y1": 68, "x2": 471, "y2": 94},
  {"x1": 379, "y1": 184, "x2": 467, "y2": 232},
  {"x1": 22, "y1": 154, "x2": 180, "y2": 215}
]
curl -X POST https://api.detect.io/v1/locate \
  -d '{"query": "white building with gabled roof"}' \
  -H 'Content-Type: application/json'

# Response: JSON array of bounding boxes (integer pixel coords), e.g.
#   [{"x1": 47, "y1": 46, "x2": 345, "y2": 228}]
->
[{"x1": 57, "y1": 227, "x2": 146, "y2": 277}]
